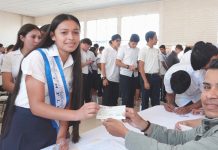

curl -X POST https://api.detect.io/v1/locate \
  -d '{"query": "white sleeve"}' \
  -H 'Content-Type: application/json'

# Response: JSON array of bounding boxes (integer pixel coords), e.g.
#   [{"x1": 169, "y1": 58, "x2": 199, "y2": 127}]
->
[
  {"x1": 164, "y1": 69, "x2": 173, "y2": 93},
  {"x1": 1, "y1": 52, "x2": 12, "y2": 72},
  {"x1": 116, "y1": 47, "x2": 124, "y2": 60},
  {"x1": 100, "y1": 49, "x2": 107, "y2": 63},
  {"x1": 138, "y1": 49, "x2": 146, "y2": 62},
  {"x1": 159, "y1": 53, "x2": 164, "y2": 61},
  {"x1": 21, "y1": 50, "x2": 45, "y2": 83}
]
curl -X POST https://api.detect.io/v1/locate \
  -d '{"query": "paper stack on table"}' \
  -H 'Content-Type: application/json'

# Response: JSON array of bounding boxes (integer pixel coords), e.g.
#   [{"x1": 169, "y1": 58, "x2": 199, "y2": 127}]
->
[{"x1": 96, "y1": 105, "x2": 126, "y2": 120}]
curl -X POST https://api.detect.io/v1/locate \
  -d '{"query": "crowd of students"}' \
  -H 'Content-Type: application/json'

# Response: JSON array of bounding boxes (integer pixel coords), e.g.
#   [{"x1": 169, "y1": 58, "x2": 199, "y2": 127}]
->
[{"x1": 0, "y1": 13, "x2": 218, "y2": 150}]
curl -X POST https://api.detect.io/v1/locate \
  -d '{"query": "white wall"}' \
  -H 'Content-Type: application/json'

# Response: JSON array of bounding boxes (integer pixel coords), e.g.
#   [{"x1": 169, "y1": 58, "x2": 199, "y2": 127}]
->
[
  {"x1": 0, "y1": 11, "x2": 34, "y2": 46},
  {"x1": 1, "y1": 0, "x2": 218, "y2": 46}
]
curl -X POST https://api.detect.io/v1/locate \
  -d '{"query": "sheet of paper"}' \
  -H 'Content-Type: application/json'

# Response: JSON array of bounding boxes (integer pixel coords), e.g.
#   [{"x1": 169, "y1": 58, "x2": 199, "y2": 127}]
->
[
  {"x1": 40, "y1": 144, "x2": 60, "y2": 150},
  {"x1": 179, "y1": 124, "x2": 193, "y2": 131},
  {"x1": 96, "y1": 105, "x2": 126, "y2": 120}
]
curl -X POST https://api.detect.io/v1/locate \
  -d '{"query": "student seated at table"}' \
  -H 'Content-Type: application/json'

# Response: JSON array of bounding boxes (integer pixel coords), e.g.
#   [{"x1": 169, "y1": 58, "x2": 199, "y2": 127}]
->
[
  {"x1": 163, "y1": 62, "x2": 202, "y2": 114},
  {"x1": 103, "y1": 59, "x2": 218, "y2": 150}
]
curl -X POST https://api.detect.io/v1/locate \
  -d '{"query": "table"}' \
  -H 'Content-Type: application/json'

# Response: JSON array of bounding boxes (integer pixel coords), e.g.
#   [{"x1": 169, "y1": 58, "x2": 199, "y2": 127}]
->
[{"x1": 69, "y1": 105, "x2": 203, "y2": 150}]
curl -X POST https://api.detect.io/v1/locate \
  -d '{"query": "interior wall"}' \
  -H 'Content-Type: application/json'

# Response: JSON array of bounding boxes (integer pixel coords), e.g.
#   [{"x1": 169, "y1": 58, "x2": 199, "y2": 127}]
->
[{"x1": 0, "y1": 11, "x2": 34, "y2": 46}]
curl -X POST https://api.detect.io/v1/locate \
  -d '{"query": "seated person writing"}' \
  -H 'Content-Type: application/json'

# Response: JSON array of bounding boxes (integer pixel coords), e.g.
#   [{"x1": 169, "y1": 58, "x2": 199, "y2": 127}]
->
[
  {"x1": 164, "y1": 63, "x2": 202, "y2": 114},
  {"x1": 103, "y1": 59, "x2": 218, "y2": 150}
]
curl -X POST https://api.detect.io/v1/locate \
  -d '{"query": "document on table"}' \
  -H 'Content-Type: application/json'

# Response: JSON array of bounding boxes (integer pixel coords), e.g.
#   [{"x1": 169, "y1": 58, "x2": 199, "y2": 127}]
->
[{"x1": 96, "y1": 105, "x2": 126, "y2": 120}]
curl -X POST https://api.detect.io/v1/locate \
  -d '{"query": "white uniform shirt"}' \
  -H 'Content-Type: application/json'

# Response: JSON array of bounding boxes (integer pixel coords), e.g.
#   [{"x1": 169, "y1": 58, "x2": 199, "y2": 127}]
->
[
  {"x1": 81, "y1": 50, "x2": 95, "y2": 74},
  {"x1": 164, "y1": 63, "x2": 202, "y2": 107},
  {"x1": 15, "y1": 44, "x2": 74, "y2": 108},
  {"x1": 138, "y1": 45, "x2": 160, "y2": 74},
  {"x1": 117, "y1": 45, "x2": 139, "y2": 77},
  {"x1": 180, "y1": 50, "x2": 191, "y2": 64},
  {"x1": 100, "y1": 46, "x2": 119, "y2": 82},
  {"x1": 159, "y1": 52, "x2": 168, "y2": 75},
  {"x1": 1, "y1": 49, "x2": 24, "y2": 81},
  {"x1": 97, "y1": 53, "x2": 101, "y2": 74}
]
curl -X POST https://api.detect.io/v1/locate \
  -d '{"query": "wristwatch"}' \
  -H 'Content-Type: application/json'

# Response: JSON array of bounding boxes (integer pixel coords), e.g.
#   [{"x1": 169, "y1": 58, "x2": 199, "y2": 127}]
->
[{"x1": 102, "y1": 77, "x2": 107, "y2": 80}]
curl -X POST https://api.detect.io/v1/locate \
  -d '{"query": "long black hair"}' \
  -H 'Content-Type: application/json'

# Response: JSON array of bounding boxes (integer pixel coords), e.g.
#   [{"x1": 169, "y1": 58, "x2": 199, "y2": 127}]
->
[
  {"x1": 1, "y1": 14, "x2": 83, "y2": 138},
  {"x1": 12, "y1": 24, "x2": 40, "y2": 51}
]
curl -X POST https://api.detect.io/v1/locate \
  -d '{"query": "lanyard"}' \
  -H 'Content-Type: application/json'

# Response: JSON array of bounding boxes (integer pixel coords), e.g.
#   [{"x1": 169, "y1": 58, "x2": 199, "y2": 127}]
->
[{"x1": 37, "y1": 48, "x2": 69, "y2": 131}]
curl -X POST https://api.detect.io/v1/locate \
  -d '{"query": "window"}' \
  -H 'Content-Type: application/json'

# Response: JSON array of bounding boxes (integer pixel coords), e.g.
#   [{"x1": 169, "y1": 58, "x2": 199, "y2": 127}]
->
[
  {"x1": 121, "y1": 14, "x2": 159, "y2": 48},
  {"x1": 87, "y1": 18, "x2": 117, "y2": 47}
]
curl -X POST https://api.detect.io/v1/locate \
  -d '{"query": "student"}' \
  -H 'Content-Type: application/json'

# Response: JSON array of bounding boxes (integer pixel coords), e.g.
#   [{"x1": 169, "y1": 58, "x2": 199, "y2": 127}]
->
[
  {"x1": 163, "y1": 63, "x2": 202, "y2": 114},
  {"x1": 80, "y1": 38, "x2": 95, "y2": 103},
  {"x1": 138, "y1": 31, "x2": 160, "y2": 110},
  {"x1": 1, "y1": 24, "x2": 41, "y2": 93},
  {"x1": 103, "y1": 59, "x2": 218, "y2": 150},
  {"x1": 166, "y1": 44, "x2": 183, "y2": 68},
  {"x1": 101, "y1": 34, "x2": 121, "y2": 106},
  {"x1": 0, "y1": 14, "x2": 99, "y2": 150},
  {"x1": 116, "y1": 34, "x2": 140, "y2": 108}
]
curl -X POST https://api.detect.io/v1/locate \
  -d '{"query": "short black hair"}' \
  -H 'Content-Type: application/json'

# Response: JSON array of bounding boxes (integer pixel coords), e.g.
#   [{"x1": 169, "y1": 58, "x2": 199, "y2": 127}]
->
[
  {"x1": 170, "y1": 70, "x2": 191, "y2": 94},
  {"x1": 94, "y1": 43, "x2": 99, "y2": 49},
  {"x1": 191, "y1": 41, "x2": 218, "y2": 70},
  {"x1": 145, "y1": 31, "x2": 156, "y2": 42},
  {"x1": 111, "y1": 34, "x2": 121, "y2": 41},
  {"x1": 130, "y1": 34, "x2": 140, "y2": 42},
  {"x1": 40, "y1": 24, "x2": 50, "y2": 32},
  {"x1": 99, "y1": 46, "x2": 104, "y2": 51},
  {"x1": 176, "y1": 44, "x2": 183, "y2": 51},
  {"x1": 81, "y1": 38, "x2": 92, "y2": 46},
  {"x1": 0, "y1": 43, "x2": 3, "y2": 47},
  {"x1": 208, "y1": 59, "x2": 218, "y2": 69},
  {"x1": 159, "y1": 45, "x2": 166, "y2": 49}
]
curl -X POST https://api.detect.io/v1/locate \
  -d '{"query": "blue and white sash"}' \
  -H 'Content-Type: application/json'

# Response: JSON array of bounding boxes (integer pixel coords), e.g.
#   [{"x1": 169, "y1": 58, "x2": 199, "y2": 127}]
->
[{"x1": 37, "y1": 48, "x2": 70, "y2": 132}]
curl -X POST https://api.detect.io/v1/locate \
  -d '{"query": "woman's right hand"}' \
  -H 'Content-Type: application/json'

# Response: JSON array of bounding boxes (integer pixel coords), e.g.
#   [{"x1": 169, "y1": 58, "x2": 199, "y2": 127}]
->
[{"x1": 77, "y1": 102, "x2": 100, "y2": 120}]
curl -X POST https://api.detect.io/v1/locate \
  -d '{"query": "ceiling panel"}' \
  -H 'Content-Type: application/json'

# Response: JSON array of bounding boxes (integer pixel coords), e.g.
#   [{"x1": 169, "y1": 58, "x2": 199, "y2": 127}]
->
[{"x1": 0, "y1": 0, "x2": 158, "y2": 17}]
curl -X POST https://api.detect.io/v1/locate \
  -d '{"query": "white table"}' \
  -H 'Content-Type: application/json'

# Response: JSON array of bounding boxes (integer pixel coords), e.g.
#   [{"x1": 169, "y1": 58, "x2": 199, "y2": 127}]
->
[{"x1": 69, "y1": 105, "x2": 203, "y2": 150}]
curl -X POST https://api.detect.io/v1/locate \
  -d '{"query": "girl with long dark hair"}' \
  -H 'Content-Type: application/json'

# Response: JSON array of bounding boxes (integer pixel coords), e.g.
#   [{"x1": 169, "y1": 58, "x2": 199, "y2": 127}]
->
[{"x1": 0, "y1": 14, "x2": 99, "y2": 150}]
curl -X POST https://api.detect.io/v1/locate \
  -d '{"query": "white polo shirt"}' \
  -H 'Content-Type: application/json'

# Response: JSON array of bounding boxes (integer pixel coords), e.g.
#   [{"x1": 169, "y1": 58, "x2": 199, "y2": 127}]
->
[
  {"x1": 159, "y1": 52, "x2": 168, "y2": 75},
  {"x1": 164, "y1": 63, "x2": 202, "y2": 107},
  {"x1": 1, "y1": 49, "x2": 24, "y2": 81},
  {"x1": 97, "y1": 53, "x2": 101, "y2": 74},
  {"x1": 117, "y1": 45, "x2": 139, "y2": 77},
  {"x1": 138, "y1": 45, "x2": 160, "y2": 74},
  {"x1": 81, "y1": 50, "x2": 95, "y2": 74},
  {"x1": 100, "y1": 46, "x2": 119, "y2": 82},
  {"x1": 15, "y1": 44, "x2": 74, "y2": 108},
  {"x1": 180, "y1": 50, "x2": 191, "y2": 64}
]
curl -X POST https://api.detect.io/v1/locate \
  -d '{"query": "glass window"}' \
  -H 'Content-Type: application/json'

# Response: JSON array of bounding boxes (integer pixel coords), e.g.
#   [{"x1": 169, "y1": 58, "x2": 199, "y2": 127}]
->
[
  {"x1": 121, "y1": 14, "x2": 159, "y2": 48},
  {"x1": 87, "y1": 18, "x2": 117, "y2": 47}
]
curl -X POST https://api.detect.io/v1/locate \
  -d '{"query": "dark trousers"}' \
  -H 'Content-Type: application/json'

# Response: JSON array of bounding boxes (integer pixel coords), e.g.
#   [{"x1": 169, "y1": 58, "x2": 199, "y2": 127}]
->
[
  {"x1": 140, "y1": 73, "x2": 161, "y2": 110},
  {"x1": 82, "y1": 73, "x2": 92, "y2": 103},
  {"x1": 160, "y1": 75, "x2": 166, "y2": 102},
  {"x1": 120, "y1": 74, "x2": 137, "y2": 108},
  {"x1": 97, "y1": 74, "x2": 103, "y2": 97},
  {"x1": 102, "y1": 81, "x2": 119, "y2": 106}
]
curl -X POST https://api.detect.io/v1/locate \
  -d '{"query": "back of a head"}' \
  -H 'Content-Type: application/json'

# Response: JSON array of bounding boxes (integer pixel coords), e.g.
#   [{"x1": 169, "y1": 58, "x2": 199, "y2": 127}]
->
[
  {"x1": 40, "y1": 24, "x2": 50, "y2": 33},
  {"x1": 93, "y1": 43, "x2": 99, "y2": 49},
  {"x1": 145, "y1": 31, "x2": 156, "y2": 42},
  {"x1": 170, "y1": 70, "x2": 191, "y2": 94},
  {"x1": 0, "y1": 43, "x2": 3, "y2": 48},
  {"x1": 81, "y1": 38, "x2": 92, "y2": 46},
  {"x1": 176, "y1": 44, "x2": 183, "y2": 51},
  {"x1": 99, "y1": 46, "x2": 104, "y2": 51},
  {"x1": 130, "y1": 34, "x2": 140, "y2": 43},
  {"x1": 191, "y1": 41, "x2": 218, "y2": 70}
]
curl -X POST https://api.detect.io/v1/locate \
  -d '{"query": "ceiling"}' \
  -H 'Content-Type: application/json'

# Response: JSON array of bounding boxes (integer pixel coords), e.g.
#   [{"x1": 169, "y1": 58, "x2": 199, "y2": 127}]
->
[{"x1": 0, "y1": 0, "x2": 157, "y2": 17}]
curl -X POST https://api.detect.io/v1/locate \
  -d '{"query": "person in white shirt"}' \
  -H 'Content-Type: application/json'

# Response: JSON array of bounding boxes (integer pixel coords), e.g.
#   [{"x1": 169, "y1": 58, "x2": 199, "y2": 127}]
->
[
  {"x1": 80, "y1": 38, "x2": 95, "y2": 103},
  {"x1": 1, "y1": 24, "x2": 41, "y2": 93},
  {"x1": 100, "y1": 34, "x2": 121, "y2": 106},
  {"x1": 138, "y1": 31, "x2": 161, "y2": 110},
  {"x1": 0, "y1": 14, "x2": 99, "y2": 150},
  {"x1": 116, "y1": 34, "x2": 140, "y2": 108},
  {"x1": 164, "y1": 63, "x2": 202, "y2": 114},
  {"x1": 96, "y1": 46, "x2": 104, "y2": 97}
]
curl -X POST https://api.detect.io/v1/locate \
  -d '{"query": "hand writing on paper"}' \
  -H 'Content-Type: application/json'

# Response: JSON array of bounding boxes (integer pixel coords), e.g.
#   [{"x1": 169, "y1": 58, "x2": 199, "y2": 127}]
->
[{"x1": 164, "y1": 103, "x2": 175, "y2": 112}]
